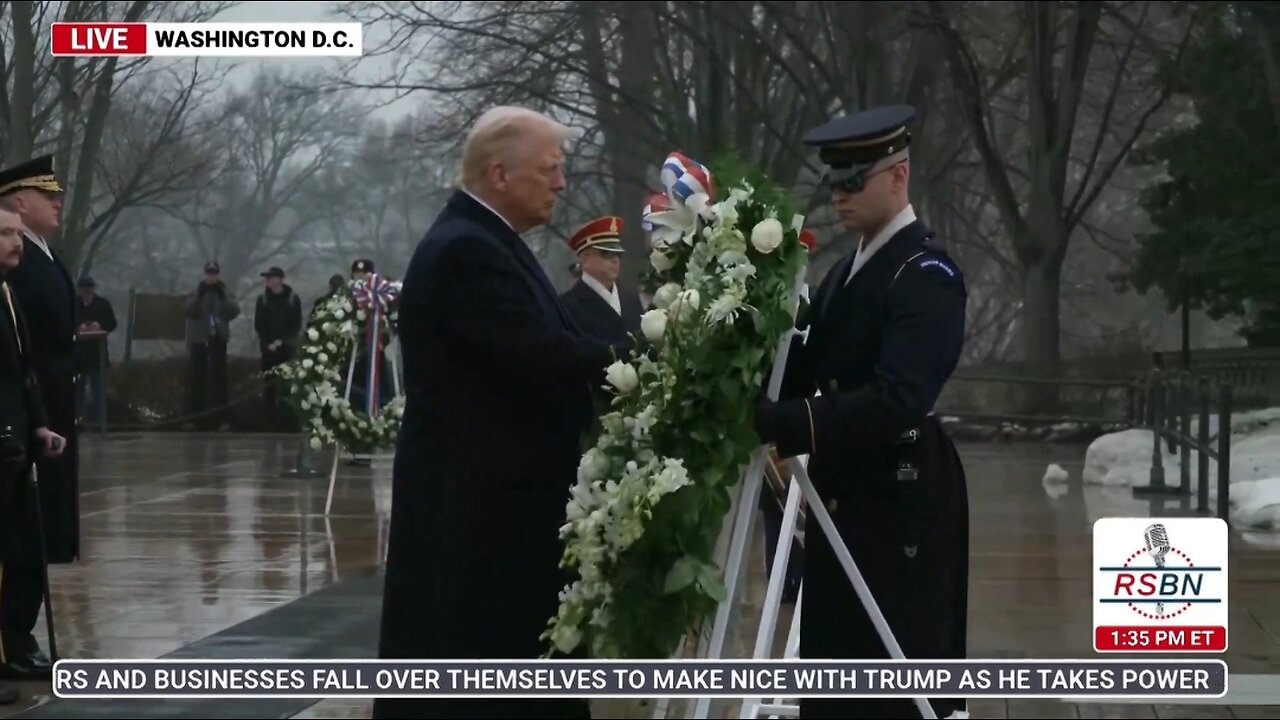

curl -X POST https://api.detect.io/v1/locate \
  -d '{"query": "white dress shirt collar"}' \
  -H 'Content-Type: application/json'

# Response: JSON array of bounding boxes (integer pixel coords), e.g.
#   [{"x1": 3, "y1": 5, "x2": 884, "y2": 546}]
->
[
  {"x1": 581, "y1": 272, "x2": 621, "y2": 315},
  {"x1": 461, "y1": 187, "x2": 516, "y2": 233},
  {"x1": 23, "y1": 229, "x2": 53, "y2": 261},
  {"x1": 846, "y1": 204, "x2": 916, "y2": 285}
]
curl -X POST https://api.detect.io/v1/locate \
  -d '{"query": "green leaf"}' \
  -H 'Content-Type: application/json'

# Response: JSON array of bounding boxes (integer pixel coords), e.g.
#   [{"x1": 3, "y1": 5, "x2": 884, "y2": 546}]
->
[
  {"x1": 664, "y1": 555, "x2": 700, "y2": 594},
  {"x1": 696, "y1": 562, "x2": 728, "y2": 603}
]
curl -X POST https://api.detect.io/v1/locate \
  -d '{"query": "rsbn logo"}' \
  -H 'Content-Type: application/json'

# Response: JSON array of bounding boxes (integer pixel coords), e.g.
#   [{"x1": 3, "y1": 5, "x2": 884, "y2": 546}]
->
[
  {"x1": 1093, "y1": 517, "x2": 1228, "y2": 653},
  {"x1": 1102, "y1": 522, "x2": 1219, "y2": 619}
]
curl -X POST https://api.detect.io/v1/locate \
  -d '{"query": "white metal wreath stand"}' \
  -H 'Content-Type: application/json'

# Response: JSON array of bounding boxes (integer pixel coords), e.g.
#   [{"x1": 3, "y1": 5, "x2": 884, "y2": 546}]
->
[
  {"x1": 323, "y1": 320, "x2": 403, "y2": 516},
  {"x1": 651, "y1": 269, "x2": 938, "y2": 720}
]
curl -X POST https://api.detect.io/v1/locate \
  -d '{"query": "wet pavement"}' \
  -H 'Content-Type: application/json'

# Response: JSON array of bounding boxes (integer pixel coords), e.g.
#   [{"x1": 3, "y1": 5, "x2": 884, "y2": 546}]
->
[{"x1": 0, "y1": 433, "x2": 1274, "y2": 719}]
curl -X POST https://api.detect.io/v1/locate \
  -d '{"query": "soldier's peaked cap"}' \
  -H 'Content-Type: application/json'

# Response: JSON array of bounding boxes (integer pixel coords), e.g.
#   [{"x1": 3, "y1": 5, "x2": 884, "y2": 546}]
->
[
  {"x1": 568, "y1": 216, "x2": 625, "y2": 254},
  {"x1": 0, "y1": 154, "x2": 64, "y2": 197},
  {"x1": 803, "y1": 104, "x2": 915, "y2": 182}
]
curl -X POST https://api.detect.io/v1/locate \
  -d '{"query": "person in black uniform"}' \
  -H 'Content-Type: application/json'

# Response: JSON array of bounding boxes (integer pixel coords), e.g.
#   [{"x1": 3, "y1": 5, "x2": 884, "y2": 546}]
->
[
  {"x1": 752, "y1": 105, "x2": 970, "y2": 720},
  {"x1": 255, "y1": 266, "x2": 303, "y2": 429},
  {"x1": 0, "y1": 157, "x2": 77, "y2": 679},
  {"x1": 0, "y1": 206, "x2": 66, "y2": 695},
  {"x1": 559, "y1": 215, "x2": 642, "y2": 371}
]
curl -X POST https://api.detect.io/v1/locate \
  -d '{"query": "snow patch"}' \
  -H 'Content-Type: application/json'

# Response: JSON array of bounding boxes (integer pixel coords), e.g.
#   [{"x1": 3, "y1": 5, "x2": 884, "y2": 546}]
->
[
  {"x1": 1081, "y1": 407, "x2": 1280, "y2": 531},
  {"x1": 1043, "y1": 464, "x2": 1070, "y2": 483}
]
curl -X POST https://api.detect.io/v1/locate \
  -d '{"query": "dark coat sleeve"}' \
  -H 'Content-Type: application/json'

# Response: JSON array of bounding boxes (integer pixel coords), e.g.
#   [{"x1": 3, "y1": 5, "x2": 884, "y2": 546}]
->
[
  {"x1": 25, "y1": 370, "x2": 47, "y2": 432},
  {"x1": 757, "y1": 256, "x2": 967, "y2": 460},
  {"x1": 100, "y1": 297, "x2": 118, "y2": 333},
  {"x1": 440, "y1": 236, "x2": 613, "y2": 385}
]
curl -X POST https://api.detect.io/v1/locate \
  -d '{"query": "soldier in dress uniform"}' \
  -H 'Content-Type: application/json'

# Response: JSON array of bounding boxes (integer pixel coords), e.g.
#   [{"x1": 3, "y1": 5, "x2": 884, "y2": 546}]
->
[
  {"x1": 0, "y1": 157, "x2": 78, "y2": 680},
  {"x1": 559, "y1": 217, "x2": 643, "y2": 422},
  {"x1": 0, "y1": 206, "x2": 67, "y2": 702},
  {"x1": 752, "y1": 105, "x2": 970, "y2": 720},
  {"x1": 559, "y1": 216, "x2": 642, "y2": 354}
]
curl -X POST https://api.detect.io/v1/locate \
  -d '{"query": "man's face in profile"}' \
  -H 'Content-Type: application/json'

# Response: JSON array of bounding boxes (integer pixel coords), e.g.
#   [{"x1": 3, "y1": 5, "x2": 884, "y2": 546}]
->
[
  {"x1": 0, "y1": 210, "x2": 23, "y2": 271},
  {"x1": 498, "y1": 129, "x2": 566, "y2": 231}
]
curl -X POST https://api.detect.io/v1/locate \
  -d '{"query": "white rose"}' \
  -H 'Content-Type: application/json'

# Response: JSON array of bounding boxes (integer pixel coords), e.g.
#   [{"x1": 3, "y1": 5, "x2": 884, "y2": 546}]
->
[
  {"x1": 653, "y1": 282, "x2": 682, "y2": 309},
  {"x1": 310, "y1": 437, "x2": 322, "y2": 450},
  {"x1": 605, "y1": 361, "x2": 639, "y2": 394},
  {"x1": 308, "y1": 329, "x2": 320, "y2": 341},
  {"x1": 751, "y1": 217, "x2": 784, "y2": 254},
  {"x1": 640, "y1": 309, "x2": 667, "y2": 342},
  {"x1": 302, "y1": 358, "x2": 314, "y2": 369},
  {"x1": 669, "y1": 289, "x2": 701, "y2": 318},
  {"x1": 651, "y1": 251, "x2": 674, "y2": 272},
  {"x1": 357, "y1": 310, "x2": 367, "y2": 321}
]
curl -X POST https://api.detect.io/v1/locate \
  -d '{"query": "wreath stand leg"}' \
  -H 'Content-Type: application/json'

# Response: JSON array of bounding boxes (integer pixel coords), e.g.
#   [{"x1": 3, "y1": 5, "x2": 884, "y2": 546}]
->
[
  {"x1": 680, "y1": 268, "x2": 935, "y2": 720},
  {"x1": 325, "y1": 346, "x2": 362, "y2": 516},
  {"x1": 738, "y1": 465, "x2": 806, "y2": 719}
]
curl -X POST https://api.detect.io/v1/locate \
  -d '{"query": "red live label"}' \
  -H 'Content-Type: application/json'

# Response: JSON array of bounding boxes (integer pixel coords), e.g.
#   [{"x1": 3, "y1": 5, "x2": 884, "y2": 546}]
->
[
  {"x1": 1096, "y1": 625, "x2": 1226, "y2": 652},
  {"x1": 51, "y1": 23, "x2": 147, "y2": 56}
]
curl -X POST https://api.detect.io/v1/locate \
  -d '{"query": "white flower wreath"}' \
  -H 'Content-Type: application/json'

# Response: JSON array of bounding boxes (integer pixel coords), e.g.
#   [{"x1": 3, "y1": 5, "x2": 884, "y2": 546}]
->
[{"x1": 268, "y1": 285, "x2": 405, "y2": 454}]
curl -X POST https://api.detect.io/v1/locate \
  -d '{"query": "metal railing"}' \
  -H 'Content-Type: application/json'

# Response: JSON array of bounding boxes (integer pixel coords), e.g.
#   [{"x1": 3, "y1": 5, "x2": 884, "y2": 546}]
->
[
  {"x1": 1131, "y1": 369, "x2": 1233, "y2": 523},
  {"x1": 937, "y1": 373, "x2": 1139, "y2": 428}
]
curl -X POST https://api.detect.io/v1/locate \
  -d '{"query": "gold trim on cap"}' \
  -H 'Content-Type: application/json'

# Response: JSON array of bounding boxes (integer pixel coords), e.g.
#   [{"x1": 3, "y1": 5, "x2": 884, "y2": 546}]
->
[
  {"x1": 576, "y1": 237, "x2": 624, "y2": 254},
  {"x1": 0, "y1": 174, "x2": 63, "y2": 196},
  {"x1": 830, "y1": 125, "x2": 907, "y2": 149}
]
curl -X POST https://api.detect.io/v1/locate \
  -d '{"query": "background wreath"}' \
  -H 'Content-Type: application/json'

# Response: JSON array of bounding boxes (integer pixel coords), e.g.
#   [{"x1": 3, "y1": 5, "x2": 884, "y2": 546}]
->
[{"x1": 268, "y1": 282, "x2": 404, "y2": 455}]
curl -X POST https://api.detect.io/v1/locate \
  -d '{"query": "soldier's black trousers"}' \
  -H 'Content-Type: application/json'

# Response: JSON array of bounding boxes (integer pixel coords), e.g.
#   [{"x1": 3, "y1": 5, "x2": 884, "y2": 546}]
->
[{"x1": 0, "y1": 561, "x2": 41, "y2": 661}]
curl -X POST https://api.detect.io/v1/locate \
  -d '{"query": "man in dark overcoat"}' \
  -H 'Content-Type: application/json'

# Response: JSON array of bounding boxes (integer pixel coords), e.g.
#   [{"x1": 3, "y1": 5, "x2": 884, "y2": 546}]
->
[
  {"x1": 374, "y1": 106, "x2": 623, "y2": 720},
  {"x1": 753, "y1": 105, "x2": 971, "y2": 719},
  {"x1": 0, "y1": 206, "x2": 66, "y2": 690},
  {"x1": 0, "y1": 156, "x2": 78, "y2": 677}
]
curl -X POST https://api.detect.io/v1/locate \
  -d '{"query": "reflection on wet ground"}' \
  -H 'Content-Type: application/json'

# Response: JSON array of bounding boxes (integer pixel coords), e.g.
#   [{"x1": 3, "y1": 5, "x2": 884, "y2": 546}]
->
[{"x1": 0, "y1": 435, "x2": 1274, "y2": 719}]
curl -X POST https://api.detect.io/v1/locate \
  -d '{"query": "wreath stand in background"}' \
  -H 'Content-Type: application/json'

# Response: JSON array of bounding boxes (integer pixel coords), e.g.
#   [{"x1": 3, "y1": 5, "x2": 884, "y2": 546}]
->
[{"x1": 269, "y1": 273, "x2": 405, "y2": 517}]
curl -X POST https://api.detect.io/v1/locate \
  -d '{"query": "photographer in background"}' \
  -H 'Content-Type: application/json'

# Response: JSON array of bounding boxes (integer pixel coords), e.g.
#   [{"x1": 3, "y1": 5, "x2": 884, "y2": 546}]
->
[
  {"x1": 255, "y1": 266, "x2": 302, "y2": 430},
  {"x1": 185, "y1": 262, "x2": 240, "y2": 429},
  {"x1": 0, "y1": 206, "x2": 65, "y2": 698},
  {"x1": 74, "y1": 276, "x2": 116, "y2": 432}
]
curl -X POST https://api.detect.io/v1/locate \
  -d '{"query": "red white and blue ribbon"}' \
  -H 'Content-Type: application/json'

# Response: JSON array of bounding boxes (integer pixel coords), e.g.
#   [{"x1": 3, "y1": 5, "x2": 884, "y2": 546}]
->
[
  {"x1": 659, "y1": 152, "x2": 714, "y2": 204},
  {"x1": 641, "y1": 192, "x2": 672, "y2": 233},
  {"x1": 351, "y1": 273, "x2": 401, "y2": 417}
]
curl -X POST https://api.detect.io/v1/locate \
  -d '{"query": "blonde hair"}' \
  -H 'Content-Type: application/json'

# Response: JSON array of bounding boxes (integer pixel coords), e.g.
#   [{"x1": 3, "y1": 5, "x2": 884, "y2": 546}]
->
[{"x1": 458, "y1": 106, "x2": 572, "y2": 188}]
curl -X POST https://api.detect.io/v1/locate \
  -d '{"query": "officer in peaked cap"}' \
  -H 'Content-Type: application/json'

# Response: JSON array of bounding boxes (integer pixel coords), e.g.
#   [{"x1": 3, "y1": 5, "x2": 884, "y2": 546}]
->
[
  {"x1": 752, "y1": 105, "x2": 971, "y2": 720},
  {"x1": 559, "y1": 217, "x2": 643, "y2": 415},
  {"x1": 0, "y1": 154, "x2": 75, "y2": 680}
]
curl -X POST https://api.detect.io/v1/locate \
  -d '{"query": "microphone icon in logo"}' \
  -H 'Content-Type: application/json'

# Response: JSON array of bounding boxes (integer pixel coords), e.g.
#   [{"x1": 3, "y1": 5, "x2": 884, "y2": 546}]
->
[{"x1": 1144, "y1": 523, "x2": 1171, "y2": 615}]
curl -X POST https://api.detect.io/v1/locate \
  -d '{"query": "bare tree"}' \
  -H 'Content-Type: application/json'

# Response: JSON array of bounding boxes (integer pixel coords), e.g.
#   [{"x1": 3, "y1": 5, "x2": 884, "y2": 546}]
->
[
  {"x1": 78, "y1": 61, "x2": 227, "y2": 276},
  {"x1": 336, "y1": 0, "x2": 963, "y2": 287},
  {"x1": 916, "y1": 0, "x2": 1201, "y2": 379},
  {"x1": 0, "y1": 0, "x2": 237, "y2": 270},
  {"x1": 168, "y1": 68, "x2": 367, "y2": 295}
]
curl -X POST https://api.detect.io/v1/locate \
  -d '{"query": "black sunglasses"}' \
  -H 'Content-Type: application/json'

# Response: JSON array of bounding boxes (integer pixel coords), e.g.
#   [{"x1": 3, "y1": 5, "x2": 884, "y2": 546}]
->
[{"x1": 829, "y1": 160, "x2": 905, "y2": 194}]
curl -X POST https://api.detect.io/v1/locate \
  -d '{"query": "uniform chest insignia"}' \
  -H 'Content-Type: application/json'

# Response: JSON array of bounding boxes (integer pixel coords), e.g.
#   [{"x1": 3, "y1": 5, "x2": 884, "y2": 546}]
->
[{"x1": 916, "y1": 257, "x2": 958, "y2": 278}]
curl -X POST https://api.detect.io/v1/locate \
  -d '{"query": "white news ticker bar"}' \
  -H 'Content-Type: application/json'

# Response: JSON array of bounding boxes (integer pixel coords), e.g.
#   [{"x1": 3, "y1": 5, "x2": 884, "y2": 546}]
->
[
  {"x1": 50, "y1": 658, "x2": 1229, "y2": 701},
  {"x1": 146, "y1": 23, "x2": 363, "y2": 57}
]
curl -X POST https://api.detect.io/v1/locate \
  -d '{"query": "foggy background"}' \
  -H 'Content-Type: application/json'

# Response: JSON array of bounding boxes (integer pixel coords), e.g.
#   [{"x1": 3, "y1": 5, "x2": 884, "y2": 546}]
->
[{"x1": 3, "y1": 0, "x2": 1275, "y2": 429}]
